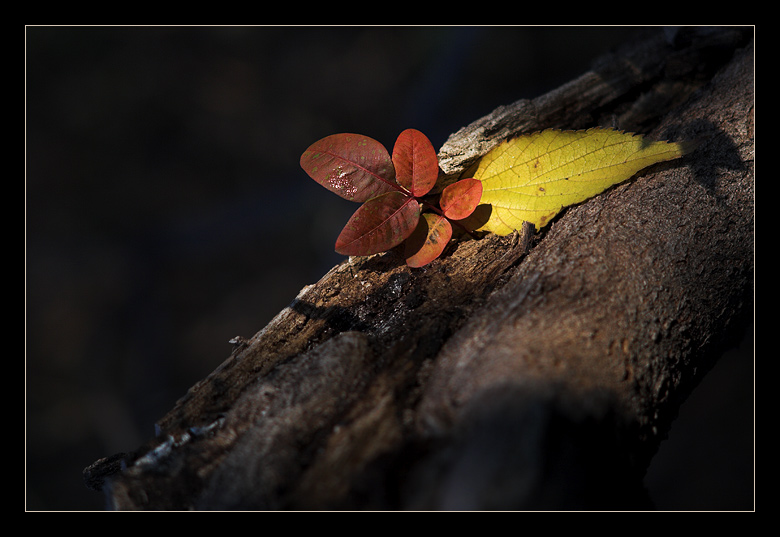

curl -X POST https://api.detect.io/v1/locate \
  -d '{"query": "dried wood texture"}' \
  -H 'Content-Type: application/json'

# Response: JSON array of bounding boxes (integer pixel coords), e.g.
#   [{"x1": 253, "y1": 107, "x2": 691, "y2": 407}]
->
[{"x1": 84, "y1": 27, "x2": 754, "y2": 510}]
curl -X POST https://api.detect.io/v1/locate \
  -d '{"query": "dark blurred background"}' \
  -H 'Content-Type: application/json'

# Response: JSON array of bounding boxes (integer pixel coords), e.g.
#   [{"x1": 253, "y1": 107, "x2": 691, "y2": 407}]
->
[{"x1": 25, "y1": 26, "x2": 753, "y2": 511}]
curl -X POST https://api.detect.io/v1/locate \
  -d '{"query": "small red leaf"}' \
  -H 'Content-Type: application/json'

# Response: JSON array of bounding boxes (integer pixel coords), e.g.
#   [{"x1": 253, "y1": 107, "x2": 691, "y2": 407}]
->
[
  {"x1": 404, "y1": 212, "x2": 453, "y2": 268},
  {"x1": 392, "y1": 129, "x2": 439, "y2": 197},
  {"x1": 440, "y1": 178, "x2": 483, "y2": 220},
  {"x1": 301, "y1": 133, "x2": 396, "y2": 202},
  {"x1": 335, "y1": 192, "x2": 421, "y2": 256}
]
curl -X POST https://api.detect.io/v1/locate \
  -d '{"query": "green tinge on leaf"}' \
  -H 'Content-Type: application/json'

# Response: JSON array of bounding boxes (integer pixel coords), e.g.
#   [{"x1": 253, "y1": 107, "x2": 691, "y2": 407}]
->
[
  {"x1": 335, "y1": 192, "x2": 421, "y2": 256},
  {"x1": 474, "y1": 128, "x2": 693, "y2": 234}
]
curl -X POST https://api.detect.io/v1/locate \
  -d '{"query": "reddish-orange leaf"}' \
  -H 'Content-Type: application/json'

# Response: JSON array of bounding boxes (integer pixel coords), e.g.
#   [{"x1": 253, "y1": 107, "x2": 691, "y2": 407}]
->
[
  {"x1": 300, "y1": 133, "x2": 397, "y2": 202},
  {"x1": 335, "y1": 192, "x2": 421, "y2": 256},
  {"x1": 392, "y1": 129, "x2": 439, "y2": 197},
  {"x1": 404, "y1": 212, "x2": 453, "y2": 268},
  {"x1": 440, "y1": 178, "x2": 483, "y2": 221}
]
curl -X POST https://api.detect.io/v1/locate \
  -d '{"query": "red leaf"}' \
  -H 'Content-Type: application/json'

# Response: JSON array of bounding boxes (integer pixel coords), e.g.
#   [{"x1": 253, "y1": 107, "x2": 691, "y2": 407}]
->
[
  {"x1": 301, "y1": 133, "x2": 397, "y2": 202},
  {"x1": 335, "y1": 192, "x2": 421, "y2": 256},
  {"x1": 404, "y1": 212, "x2": 453, "y2": 268},
  {"x1": 392, "y1": 129, "x2": 439, "y2": 197},
  {"x1": 440, "y1": 178, "x2": 483, "y2": 220}
]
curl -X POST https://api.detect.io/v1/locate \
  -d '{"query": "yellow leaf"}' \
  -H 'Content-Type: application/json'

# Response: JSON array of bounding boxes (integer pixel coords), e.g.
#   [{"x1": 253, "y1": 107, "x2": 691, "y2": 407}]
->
[{"x1": 473, "y1": 128, "x2": 693, "y2": 234}]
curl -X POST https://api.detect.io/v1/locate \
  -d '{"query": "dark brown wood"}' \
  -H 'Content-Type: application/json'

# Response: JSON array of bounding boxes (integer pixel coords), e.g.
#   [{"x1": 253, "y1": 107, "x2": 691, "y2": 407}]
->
[{"x1": 85, "y1": 27, "x2": 754, "y2": 510}]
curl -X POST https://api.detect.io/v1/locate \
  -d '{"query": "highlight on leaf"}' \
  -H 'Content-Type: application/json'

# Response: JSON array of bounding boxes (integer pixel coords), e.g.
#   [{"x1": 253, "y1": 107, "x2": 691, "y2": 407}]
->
[
  {"x1": 301, "y1": 129, "x2": 482, "y2": 267},
  {"x1": 473, "y1": 128, "x2": 694, "y2": 234},
  {"x1": 300, "y1": 133, "x2": 396, "y2": 202}
]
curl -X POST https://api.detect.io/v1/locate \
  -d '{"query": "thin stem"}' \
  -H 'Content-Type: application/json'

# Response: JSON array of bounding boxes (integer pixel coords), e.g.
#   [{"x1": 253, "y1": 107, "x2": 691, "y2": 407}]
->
[{"x1": 419, "y1": 198, "x2": 479, "y2": 239}]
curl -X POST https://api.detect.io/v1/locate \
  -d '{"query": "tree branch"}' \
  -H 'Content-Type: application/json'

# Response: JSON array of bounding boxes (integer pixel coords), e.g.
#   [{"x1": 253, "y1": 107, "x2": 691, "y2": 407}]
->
[{"x1": 84, "y1": 27, "x2": 754, "y2": 510}]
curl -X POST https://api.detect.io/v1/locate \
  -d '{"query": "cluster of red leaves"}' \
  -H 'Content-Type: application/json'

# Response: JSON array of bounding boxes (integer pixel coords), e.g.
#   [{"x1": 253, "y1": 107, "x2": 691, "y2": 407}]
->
[{"x1": 300, "y1": 129, "x2": 482, "y2": 267}]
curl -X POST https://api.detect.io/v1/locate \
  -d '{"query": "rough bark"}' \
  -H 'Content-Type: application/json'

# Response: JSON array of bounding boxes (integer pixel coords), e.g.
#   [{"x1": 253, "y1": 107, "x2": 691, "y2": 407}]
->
[{"x1": 84, "y1": 27, "x2": 754, "y2": 510}]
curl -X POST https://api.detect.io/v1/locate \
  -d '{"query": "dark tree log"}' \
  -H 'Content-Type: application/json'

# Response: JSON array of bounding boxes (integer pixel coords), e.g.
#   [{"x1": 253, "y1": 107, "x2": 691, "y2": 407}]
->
[{"x1": 84, "y1": 27, "x2": 754, "y2": 510}]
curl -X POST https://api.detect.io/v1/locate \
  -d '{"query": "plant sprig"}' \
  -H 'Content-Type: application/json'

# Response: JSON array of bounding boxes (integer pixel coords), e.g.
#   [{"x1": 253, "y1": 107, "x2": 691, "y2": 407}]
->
[{"x1": 300, "y1": 129, "x2": 482, "y2": 267}]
